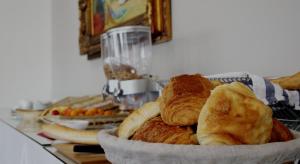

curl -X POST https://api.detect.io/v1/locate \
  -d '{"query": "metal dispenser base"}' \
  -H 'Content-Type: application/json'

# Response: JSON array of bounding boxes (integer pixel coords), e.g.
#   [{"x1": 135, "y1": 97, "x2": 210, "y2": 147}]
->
[{"x1": 102, "y1": 78, "x2": 163, "y2": 109}]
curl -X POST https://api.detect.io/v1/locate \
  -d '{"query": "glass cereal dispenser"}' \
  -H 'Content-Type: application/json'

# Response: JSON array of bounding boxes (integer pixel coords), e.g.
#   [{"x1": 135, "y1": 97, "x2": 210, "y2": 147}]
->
[{"x1": 101, "y1": 26, "x2": 160, "y2": 110}]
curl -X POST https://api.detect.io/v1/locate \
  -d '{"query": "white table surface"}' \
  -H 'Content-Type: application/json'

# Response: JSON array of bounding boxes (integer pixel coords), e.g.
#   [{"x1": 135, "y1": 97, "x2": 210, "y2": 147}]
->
[{"x1": 0, "y1": 108, "x2": 72, "y2": 164}]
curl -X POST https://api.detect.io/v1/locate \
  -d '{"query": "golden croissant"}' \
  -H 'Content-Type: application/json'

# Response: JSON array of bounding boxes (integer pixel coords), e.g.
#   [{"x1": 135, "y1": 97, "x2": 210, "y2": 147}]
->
[
  {"x1": 160, "y1": 74, "x2": 213, "y2": 126},
  {"x1": 271, "y1": 72, "x2": 300, "y2": 90},
  {"x1": 132, "y1": 116, "x2": 198, "y2": 145},
  {"x1": 270, "y1": 118, "x2": 294, "y2": 142}
]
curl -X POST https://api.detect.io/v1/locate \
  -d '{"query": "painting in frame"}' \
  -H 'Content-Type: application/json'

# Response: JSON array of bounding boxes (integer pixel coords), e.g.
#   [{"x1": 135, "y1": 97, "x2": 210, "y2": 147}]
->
[{"x1": 79, "y1": 0, "x2": 172, "y2": 60}]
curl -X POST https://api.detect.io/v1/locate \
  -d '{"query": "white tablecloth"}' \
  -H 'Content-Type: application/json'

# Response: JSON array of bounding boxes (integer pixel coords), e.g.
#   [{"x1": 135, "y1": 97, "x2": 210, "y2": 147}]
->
[{"x1": 0, "y1": 109, "x2": 64, "y2": 164}]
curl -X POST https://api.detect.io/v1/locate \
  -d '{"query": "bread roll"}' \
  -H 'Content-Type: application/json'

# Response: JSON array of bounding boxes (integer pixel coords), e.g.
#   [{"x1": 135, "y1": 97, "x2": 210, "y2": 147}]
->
[
  {"x1": 41, "y1": 124, "x2": 99, "y2": 145},
  {"x1": 160, "y1": 74, "x2": 213, "y2": 126},
  {"x1": 197, "y1": 82, "x2": 273, "y2": 145},
  {"x1": 132, "y1": 117, "x2": 198, "y2": 145},
  {"x1": 117, "y1": 101, "x2": 160, "y2": 139}
]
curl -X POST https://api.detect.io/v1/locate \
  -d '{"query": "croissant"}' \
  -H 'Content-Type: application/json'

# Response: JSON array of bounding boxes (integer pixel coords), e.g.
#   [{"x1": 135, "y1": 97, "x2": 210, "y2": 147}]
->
[
  {"x1": 270, "y1": 118, "x2": 294, "y2": 142},
  {"x1": 271, "y1": 72, "x2": 300, "y2": 90},
  {"x1": 197, "y1": 82, "x2": 273, "y2": 145},
  {"x1": 132, "y1": 117, "x2": 198, "y2": 145},
  {"x1": 160, "y1": 74, "x2": 213, "y2": 126}
]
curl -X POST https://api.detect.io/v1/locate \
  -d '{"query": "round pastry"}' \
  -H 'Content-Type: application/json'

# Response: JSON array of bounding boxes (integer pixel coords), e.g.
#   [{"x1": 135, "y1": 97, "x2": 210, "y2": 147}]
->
[
  {"x1": 160, "y1": 74, "x2": 213, "y2": 126},
  {"x1": 197, "y1": 82, "x2": 273, "y2": 145}
]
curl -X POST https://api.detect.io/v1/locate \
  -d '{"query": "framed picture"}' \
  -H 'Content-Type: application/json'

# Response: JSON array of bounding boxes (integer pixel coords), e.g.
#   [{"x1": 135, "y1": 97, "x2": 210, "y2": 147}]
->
[{"x1": 79, "y1": 0, "x2": 172, "y2": 60}]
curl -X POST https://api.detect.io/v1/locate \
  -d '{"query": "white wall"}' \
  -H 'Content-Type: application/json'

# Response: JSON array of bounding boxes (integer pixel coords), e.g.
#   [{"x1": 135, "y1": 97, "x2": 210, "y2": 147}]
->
[
  {"x1": 52, "y1": 0, "x2": 104, "y2": 100},
  {"x1": 44, "y1": 0, "x2": 298, "y2": 100},
  {"x1": 0, "y1": 1, "x2": 52, "y2": 108},
  {"x1": 52, "y1": 0, "x2": 300, "y2": 99},
  {"x1": 1, "y1": 1, "x2": 299, "y2": 106},
  {"x1": 151, "y1": 0, "x2": 300, "y2": 78}
]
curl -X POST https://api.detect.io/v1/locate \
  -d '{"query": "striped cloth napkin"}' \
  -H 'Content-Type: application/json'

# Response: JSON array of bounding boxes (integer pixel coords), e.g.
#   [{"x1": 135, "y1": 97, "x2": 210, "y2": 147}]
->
[{"x1": 206, "y1": 72, "x2": 300, "y2": 110}]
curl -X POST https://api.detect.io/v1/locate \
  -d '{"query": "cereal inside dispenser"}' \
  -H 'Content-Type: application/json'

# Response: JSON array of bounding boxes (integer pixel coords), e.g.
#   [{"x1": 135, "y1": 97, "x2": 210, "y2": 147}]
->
[{"x1": 101, "y1": 26, "x2": 159, "y2": 110}]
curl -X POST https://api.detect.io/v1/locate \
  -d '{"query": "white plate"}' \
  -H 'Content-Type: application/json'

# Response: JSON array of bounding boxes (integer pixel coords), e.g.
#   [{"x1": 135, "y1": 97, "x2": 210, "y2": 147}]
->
[
  {"x1": 56, "y1": 120, "x2": 89, "y2": 130},
  {"x1": 98, "y1": 129, "x2": 300, "y2": 164}
]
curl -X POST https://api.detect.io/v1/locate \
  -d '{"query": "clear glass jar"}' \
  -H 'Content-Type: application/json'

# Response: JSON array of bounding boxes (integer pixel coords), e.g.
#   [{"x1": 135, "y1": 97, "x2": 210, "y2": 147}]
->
[
  {"x1": 101, "y1": 26, "x2": 155, "y2": 110},
  {"x1": 101, "y1": 26, "x2": 152, "y2": 80}
]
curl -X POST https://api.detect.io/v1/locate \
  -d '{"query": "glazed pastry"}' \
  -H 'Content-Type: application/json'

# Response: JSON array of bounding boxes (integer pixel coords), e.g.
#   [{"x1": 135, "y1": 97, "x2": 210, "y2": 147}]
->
[
  {"x1": 117, "y1": 101, "x2": 160, "y2": 139},
  {"x1": 197, "y1": 82, "x2": 273, "y2": 145},
  {"x1": 271, "y1": 72, "x2": 300, "y2": 90},
  {"x1": 270, "y1": 118, "x2": 294, "y2": 142},
  {"x1": 132, "y1": 117, "x2": 198, "y2": 145},
  {"x1": 160, "y1": 74, "x2": 213, "y2": 126}
]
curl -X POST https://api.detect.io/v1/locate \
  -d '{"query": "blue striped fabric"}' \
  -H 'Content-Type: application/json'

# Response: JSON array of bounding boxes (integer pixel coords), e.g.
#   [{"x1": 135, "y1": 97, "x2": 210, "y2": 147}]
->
[
  {"x1": 206, "y1": 72, "x2": 300, "y2": 110},
  {"x1": 264, "y1": 79, "x2": 277, "y2": 104}
]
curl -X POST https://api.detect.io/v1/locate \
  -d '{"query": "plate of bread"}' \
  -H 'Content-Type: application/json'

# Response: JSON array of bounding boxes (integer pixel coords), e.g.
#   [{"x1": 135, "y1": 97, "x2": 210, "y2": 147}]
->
[{"x1": 98, "y1": 74, "x2": 300, "y2": 164}]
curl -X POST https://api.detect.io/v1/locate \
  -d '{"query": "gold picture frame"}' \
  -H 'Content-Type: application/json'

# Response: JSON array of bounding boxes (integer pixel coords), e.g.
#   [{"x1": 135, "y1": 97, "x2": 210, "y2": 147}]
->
[{"x1": 79, "y1": 0, "x2": 172, "y2": 60}]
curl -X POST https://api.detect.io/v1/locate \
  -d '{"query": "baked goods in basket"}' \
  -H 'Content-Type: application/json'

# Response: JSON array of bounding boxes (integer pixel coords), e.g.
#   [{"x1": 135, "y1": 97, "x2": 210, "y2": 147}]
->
[
  {"x1": 117, "y1": 101, "x2": 160, "y2": 139},
  {"x1": 271, "y1": 118, "x2": 294, "y2": 142},
  {"x1": 271, "y1": 72, "x2": 300, "y2": 90},
  {"x1": 211, "y1": 80, "x2": 223, "y2": 89},
  {"x1": 117, "y1": 74, "x2": 295, "y2": 147},
  {"x1": 132, "y1": 116, "x2": 198, "y2": 145},
  {"x1": 160, "y1": 74, "x2": 213, "y2": 126},
  {"x1": 197, "y1": 82, "x2": 273, "y2": 145},
  {"x1": 98, "y1": 128, "x2": 300, "y2": 164}
]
